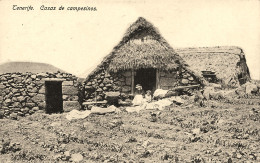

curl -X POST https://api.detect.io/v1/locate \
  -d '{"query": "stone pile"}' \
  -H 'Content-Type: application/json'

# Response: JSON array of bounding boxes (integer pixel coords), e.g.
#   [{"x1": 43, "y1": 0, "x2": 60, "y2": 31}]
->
[{"x1": 0, "y1": 72, "x2": 80, "y2": 119}]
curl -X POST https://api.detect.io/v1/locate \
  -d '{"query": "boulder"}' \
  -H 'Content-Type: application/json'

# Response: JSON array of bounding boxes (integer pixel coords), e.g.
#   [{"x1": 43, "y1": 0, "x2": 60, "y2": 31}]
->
[
  {"x1": 170, "y1": 96, "x2": 184, "y2": 105},
  {"x1": 203, "y1": 87, "x2": 214, "y2": 100},
  {"x1": 244, "y1": 82, "x2": 258, "y2": 94},
  {"x1": 235, "y1": 86, "x2": 245, "y2": 96},
  {"x1": 192, "y1": 128, "x2": 200, "y2": 135},
  {"x1": 71, "y1": 153, "x2": 83, "y2": 162},
  {"x1": 105, "y1": 92, "x2": 120, "y2": 105},
  {"x1": 211, "y1": 91, "x2": 224, "y2": 100}
]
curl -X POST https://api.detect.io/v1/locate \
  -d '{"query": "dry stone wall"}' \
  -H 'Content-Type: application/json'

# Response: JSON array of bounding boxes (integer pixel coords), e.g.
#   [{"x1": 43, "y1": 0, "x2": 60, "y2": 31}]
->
[
  {"x1": 84, "y1": 67, "x2": 131, "y2": 102},
  {"x1": 0, "y1": 72, "x2": 81, "y2": 119},
  {"x1": 160, "y1": 68, "x2": 199, "y2": 90},
  {"x1": 84, "y1": 67, "x2": 200, "y2": 102}
]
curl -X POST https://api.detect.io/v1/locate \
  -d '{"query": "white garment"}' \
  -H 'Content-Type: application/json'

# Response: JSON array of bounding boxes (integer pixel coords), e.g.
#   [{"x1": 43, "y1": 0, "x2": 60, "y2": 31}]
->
[
  {"x1": 132, "y1": 94, "x2": 144, "y2": 106},
  {"x1": 145, "y1": 94, "x2": 152, "y2": 102}
]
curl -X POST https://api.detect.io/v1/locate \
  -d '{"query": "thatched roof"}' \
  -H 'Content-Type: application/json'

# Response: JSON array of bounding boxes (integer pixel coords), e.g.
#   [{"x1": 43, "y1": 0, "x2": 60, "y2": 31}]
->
[
  {"x1": 108, "y1": 17, "x2": 187, "y2": 72},
  {"x1": 86, "y1": 17, "x2": 203, "y2": 82},
  {"x1": 175, "y1": 46, "x2": 250, "y2": 83}
]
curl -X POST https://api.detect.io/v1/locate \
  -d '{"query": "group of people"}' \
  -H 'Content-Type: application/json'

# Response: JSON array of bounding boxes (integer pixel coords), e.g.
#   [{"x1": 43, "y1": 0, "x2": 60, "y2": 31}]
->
[{"x1": 132, "y1": 84, "x2": 152, "y2": 106}]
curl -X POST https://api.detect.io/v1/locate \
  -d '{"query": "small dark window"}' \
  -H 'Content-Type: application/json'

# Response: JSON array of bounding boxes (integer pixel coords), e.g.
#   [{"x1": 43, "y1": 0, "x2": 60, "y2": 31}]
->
[{"x1": 202, "y1": 71, "x2": 218, "y2": 83}]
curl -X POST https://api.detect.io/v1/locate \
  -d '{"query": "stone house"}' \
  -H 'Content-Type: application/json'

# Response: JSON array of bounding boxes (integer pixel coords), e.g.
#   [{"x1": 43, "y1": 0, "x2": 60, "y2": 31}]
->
[
  {"x1": 0, "y1": 71, "x2": 81, "y2": 119},
  {"x1": 83, "y1": 17, "x2": 205, "y2": 102},
  {"x1": 175, "y1": 46, "x2": 251, "y2": 87}
]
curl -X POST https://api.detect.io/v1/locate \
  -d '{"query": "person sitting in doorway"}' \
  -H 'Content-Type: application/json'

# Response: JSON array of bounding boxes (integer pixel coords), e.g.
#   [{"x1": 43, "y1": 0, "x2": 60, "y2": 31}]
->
[
  {"x1": 144, "y1": 90, "x2": 152, "y2": 103},
  {"x1": 132, "y1": 84, "x2": 145, "y2": 106}
]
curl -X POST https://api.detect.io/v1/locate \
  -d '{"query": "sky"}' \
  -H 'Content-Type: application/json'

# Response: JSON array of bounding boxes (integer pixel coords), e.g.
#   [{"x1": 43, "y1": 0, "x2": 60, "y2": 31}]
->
[{"x1": 0, "y1": 0, "x2": 260, "y2": 79}]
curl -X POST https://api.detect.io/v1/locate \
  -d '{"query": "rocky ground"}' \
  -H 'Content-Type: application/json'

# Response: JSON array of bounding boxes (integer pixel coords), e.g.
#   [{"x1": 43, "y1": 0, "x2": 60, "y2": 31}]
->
[{"x1": 0, "y1": 95, "x2": 260, "y2": 163}]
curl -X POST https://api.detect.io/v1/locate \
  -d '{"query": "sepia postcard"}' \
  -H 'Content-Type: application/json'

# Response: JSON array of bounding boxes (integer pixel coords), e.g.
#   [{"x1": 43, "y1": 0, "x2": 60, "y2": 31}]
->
[{"x1": 0, "y1": 0, "x2": 260, "y2": 162}]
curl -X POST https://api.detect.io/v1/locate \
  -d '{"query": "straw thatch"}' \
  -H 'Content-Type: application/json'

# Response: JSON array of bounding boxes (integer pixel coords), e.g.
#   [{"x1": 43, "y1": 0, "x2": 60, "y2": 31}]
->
[
  {"x1": 86, "y1": 17, "x2": 203, "y2": 83},
  {"x1": 175, "y1": 46, "x2": 251, "y2": 85}
]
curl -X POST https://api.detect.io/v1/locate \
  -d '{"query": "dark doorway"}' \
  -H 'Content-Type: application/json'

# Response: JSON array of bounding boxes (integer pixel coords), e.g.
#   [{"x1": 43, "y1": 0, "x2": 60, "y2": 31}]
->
[
  {"x1": 45, "y1": 81, "x2": 63, "y2": 114},
  {"x1": 135, "y1": 68, "x2": 156, "y2": 93}
]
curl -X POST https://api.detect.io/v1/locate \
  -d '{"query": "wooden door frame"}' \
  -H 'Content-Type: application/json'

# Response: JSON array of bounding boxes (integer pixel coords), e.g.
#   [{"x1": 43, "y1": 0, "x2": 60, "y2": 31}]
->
[{"x1": 131, "y1": 68, "x2": 160, "y2": 94}]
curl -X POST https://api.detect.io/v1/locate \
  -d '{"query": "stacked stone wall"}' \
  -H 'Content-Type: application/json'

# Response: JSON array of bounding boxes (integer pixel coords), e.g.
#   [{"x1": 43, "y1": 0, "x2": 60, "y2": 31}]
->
[
  {"x1": 84, "y1": 66, "x2": 131, "y2": 102},
  {"x1": 0, "y1": 72, "x2": 81, "y2": 119}
]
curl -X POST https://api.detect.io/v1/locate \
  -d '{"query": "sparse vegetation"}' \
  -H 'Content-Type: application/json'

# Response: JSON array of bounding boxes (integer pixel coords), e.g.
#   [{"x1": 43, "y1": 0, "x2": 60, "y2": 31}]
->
[{"x1": 0, "y1": 95, "x2": 259, "y2": 162}]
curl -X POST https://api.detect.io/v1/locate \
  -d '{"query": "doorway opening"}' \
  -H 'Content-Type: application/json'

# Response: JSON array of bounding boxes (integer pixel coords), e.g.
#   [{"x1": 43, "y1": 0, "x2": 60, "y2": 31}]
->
[
  {"x1": 134, "y1": 68, "x2": 156, "y2": 93},
  {"x1": 45, "y1": 81, "x2": 63, "y2": 114}
]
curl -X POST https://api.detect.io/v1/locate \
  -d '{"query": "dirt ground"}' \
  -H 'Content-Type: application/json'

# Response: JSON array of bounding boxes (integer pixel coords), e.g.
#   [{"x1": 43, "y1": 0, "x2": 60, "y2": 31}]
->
[{"x1": 0, "y1": 96, "x2": 260, "y2": 163}]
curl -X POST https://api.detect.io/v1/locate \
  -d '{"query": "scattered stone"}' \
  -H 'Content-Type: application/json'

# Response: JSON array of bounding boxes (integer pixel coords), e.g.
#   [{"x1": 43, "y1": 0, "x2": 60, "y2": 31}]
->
[
  {"x1": 244, "y1": 82, "x2": 258, "y2": 94},
  {"x1": 71, "y1": 153, "x2": 83, "y2": 162},
  {"x1": 236, "y1": 152, "x2": 242, "y2": 159},
  {"x1": 54, "y1": 154, "x2": 62, "y2": 160},
  {"x1": 192, "y1": 128, "x2": 200, "y2": 135},
  {"x1": 170, "y1": 96, "x2": 184, "y2": 105},
  {"x1": 64, "y1": 151, "x2": 71, "y2": 157},
  {"x1": 60, "y1": 144, "x2": 66, "y2": 149},
  {"x1": 142, "y1": 139, "x2": 152, "y2": 148},
  {"x1": 203, "y1": 87, "x2": 214, "y2": 100}
]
